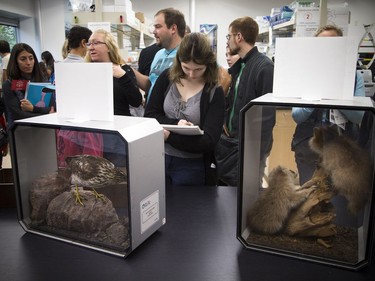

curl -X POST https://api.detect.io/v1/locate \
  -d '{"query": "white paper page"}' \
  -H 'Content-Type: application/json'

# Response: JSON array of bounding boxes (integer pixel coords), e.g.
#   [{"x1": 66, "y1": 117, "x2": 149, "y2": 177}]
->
[
  {"x1": 162, "y1": 124, "x2": 204, "y2": 135},
  {"x1": 273, "y1": 37, "x2": 357, "y2": 100},
  {"x1": 55, "y1": 63, "x2": 114, "y2": 121}
]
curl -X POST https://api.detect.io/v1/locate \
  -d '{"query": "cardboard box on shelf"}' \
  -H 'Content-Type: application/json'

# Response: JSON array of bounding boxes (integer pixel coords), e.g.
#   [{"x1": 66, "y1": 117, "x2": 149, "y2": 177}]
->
[{"x1": 136, "y1": 12, "x2": 145, "y2": 23}]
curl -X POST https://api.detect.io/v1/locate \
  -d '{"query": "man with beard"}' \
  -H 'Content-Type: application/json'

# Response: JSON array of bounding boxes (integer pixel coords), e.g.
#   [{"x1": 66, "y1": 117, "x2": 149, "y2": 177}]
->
[
  {"x1": 216, "y1": 16, "x2": 275, "y2": 187},
  {"x1": 134, "y1": 8, "x2": 186, "y2": 103}
]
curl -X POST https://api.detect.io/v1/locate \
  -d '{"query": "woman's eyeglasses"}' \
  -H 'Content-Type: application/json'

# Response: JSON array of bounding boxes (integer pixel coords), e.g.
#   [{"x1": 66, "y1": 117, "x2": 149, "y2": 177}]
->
[{"x1": 86, "y1": 41, "x2": 106, "y2": 47}]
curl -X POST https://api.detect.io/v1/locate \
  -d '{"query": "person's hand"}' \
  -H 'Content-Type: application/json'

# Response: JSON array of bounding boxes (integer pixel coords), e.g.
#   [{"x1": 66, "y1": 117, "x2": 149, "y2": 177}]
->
[
  {"x1": 178, "y1": 119, "x2": 194, "y2": 126},
  {"x1": 163, "y1": 129, "x2": 170, "y2": 141},
  {"x1": 20, "y1": 99, "x2": 34, "y2": 112},
  {"x1": 112, "y1": 64, "x2": 126, "y2": 78}
]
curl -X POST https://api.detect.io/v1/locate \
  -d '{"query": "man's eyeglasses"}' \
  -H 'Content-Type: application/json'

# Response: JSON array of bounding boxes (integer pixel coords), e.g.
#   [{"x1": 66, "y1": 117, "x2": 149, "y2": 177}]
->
[
  {"x1": 226, "y1": 33, "x2": 238, "y2": 40},
  {"x1": 86, "y1": 41, "x2": 106, "y2": 47}
]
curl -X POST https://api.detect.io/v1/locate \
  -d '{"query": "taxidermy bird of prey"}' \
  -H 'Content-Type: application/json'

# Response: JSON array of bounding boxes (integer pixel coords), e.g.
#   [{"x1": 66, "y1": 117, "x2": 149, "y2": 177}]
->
[{"x1": 65, "y1": 154, "x2": 127, "y2": 206}]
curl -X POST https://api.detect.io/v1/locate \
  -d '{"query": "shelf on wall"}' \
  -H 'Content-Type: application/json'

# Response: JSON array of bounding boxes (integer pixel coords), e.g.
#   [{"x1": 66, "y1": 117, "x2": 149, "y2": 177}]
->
[
  {"x1": 272, "y1": 18, "x2": 296, "y2": 30},
  {"x1": 72, "y1": 11, "x2": 154, "y2": 49},
  {"x1": 257, "y1": 18, "x2": 296, "y2": 42}
]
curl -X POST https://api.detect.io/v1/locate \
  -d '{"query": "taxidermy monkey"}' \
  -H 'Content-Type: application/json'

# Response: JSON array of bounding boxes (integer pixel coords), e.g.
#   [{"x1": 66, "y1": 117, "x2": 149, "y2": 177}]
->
[
  {"x1": 309, "y1": 126, "x2": 373, "y2": 214},
  {"x1": 247, "y1": 166, "x2": 314, "y2": 234}
]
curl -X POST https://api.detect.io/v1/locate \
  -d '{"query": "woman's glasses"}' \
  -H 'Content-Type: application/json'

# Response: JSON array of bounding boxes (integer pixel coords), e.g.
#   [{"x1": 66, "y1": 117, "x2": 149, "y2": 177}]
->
[{"x1": 86, "y1": 41, "x2": 106, "y2": 47}]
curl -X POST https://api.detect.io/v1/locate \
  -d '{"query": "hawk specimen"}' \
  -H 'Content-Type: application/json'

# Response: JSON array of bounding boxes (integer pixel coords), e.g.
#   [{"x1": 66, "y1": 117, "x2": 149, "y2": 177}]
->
[{"x1": 65, "y1": 154, "x2": 127, "y2": 205}]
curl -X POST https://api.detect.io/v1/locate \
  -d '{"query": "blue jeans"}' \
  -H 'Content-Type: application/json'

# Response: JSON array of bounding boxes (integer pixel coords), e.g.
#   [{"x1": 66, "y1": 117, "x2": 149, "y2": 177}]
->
[{"x1": 165, "y1": 155, "x2": 205, "y2": 186}]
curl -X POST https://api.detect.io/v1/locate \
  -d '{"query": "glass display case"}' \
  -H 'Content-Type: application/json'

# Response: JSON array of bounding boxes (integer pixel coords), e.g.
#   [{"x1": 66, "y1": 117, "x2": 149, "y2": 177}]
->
[
  {"x1": 238, "y1": 94, "x2": 375, "y2": 270},
  {"x1": 10, "y1": 114, "x2": 165, "y2": 257}
]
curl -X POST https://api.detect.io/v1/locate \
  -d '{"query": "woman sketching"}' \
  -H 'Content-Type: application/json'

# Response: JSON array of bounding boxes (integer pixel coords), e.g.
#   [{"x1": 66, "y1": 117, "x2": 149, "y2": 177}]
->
[{"x1": 145, "y1": 33, "x2": 225, "y2": 186}]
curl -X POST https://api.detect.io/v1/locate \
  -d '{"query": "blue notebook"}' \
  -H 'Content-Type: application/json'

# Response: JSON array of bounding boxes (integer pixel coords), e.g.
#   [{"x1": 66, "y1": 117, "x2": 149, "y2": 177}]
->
[{"x1": 25, "y1": 82, "x2": 55, "y2": 107}]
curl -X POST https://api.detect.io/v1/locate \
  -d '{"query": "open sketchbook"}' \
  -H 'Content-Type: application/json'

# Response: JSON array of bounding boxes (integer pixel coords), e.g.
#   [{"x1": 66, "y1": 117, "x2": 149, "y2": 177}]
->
[
  {"x1": 25, "y1": 82, "x2": 55, "y2": 107},
  {"x1": 162, "y1": 124, "x2": 204, "y2": 135}
]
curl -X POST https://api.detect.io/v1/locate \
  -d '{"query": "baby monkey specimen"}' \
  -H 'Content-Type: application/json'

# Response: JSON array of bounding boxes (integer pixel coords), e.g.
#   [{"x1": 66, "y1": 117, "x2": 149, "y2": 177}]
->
[
  {"x1": 309, "y1": 126, "x2": 373, "y2": 214},
  {"x1": 247, "y1": 166, "x2": 315, "y2": 234},
  {"x1": 247, "y1": 126, "x2": 373, "y2": 236}
]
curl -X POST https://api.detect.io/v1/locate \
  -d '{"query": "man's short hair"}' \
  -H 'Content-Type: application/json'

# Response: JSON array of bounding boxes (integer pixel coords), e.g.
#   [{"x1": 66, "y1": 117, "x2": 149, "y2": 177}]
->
[
  {"x1": 155, "y1": 8, "x2": 186, "y2": 38},
  {"x1": 229, "y1": 17, "x2": 259, "y2": 45},
  {"x1": 67, "y1": 25, "x2": 93, "y2": 49},
  {"x1": 315, "y1": 24, "x2": 343, "y2": 37}
]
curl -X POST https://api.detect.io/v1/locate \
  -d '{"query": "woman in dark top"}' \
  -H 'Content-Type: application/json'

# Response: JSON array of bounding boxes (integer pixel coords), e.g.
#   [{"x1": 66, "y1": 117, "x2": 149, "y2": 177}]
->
[
  {"x1": 2, "y1": 43, "x2": 54, "y2": 129},
  {"x1": 145, "y1": 33, "x2": 225, "y2": 186},
  {"x1": 86, "y1": 29, "x2": 142, "y2": 166},
  {"x1": 86, "y1": 29, "x2": 142, "y2": 116}
]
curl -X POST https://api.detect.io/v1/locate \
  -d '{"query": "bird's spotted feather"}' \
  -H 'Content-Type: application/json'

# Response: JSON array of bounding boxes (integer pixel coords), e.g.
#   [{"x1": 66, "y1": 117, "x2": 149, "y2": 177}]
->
[{"x1": 65, "y1": 155, "x2": 126, "y2": 188}]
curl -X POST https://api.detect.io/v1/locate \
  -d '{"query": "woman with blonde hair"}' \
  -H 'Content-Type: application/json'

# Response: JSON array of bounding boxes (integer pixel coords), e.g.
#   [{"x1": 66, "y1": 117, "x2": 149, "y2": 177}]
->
[
  {"x1": 61, "y1": 38, "x2": 69, "y2": 60},
  {"x1": 145, "y1": 32, "x2": 225, "y2": 186},
  {"x1": 87, "y1": 29, "x2": 142, "y2": 166},
  {"x1": 86, "y1": 29, "x2": 142, "y2": 116}
]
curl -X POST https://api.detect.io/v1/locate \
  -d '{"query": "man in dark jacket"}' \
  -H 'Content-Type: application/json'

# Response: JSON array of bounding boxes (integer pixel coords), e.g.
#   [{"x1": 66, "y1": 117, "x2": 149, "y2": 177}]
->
[{"x1": 216, "y1": 16, "x2": 275, "y2": 186}]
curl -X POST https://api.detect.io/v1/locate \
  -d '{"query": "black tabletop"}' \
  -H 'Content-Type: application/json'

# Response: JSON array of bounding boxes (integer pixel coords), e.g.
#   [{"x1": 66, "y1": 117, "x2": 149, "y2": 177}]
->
[{"x1": 0, "y1": 185, "x2": 374, "y2": 281}]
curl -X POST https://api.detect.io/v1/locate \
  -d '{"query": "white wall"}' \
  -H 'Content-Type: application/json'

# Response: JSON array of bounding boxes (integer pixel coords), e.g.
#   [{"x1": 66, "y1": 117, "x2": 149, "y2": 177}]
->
[
  {"x1": 0, "y1": 0, "x2": 40, "y2": 53},
  {"x1": 131, "y1": 0, "x2": 190, "y2": 26},
  {"x1": 1, "y1": 0, "x2": 374, "y2": 66},
  {"x1": 37, "y1": 0, "x2": 66, "y2": 61},
  {"x1": 0, "y1": 0, "x2": 66, "y2": 61},
  {"x1": 195, "y1": 0, "x2": 288, "y2": 66}
]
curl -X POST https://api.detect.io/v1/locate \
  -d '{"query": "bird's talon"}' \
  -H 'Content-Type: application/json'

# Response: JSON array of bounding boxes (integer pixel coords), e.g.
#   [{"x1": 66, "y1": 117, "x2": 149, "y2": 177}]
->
[
  {"x1": 74, "y1": 185, "x2": 85, "y2": 206},
  {"x1": 75, "y1": 195, "x2": 84, "y2": 206},
  {"x1": 92, "y1": 188, "x2": 106, "y2": 202}
]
